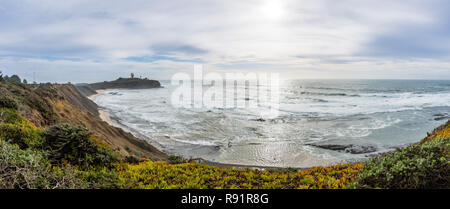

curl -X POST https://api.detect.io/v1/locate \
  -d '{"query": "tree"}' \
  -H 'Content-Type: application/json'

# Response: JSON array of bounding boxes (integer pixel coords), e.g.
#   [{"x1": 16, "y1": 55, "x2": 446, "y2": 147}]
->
[
  {"x1": 0, "y1": 71, "x2": 3, "y2": 82},
  {"x1": 130, "y1": 73, "x2": 135, "y2": 78},
  {"x1": 23, "y1": 79, "x2": 28, "y2": 84},
  {"x1": 8, "y1": 75, "x2": 21, "y2": 83},
  {"x1": 43, "y1": 123, "x2": 119, "y2": 167}
]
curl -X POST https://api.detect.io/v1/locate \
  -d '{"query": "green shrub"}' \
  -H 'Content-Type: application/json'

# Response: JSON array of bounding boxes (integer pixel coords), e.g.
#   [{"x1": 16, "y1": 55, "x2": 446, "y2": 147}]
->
[
  {"x1": 0, "y1": 108, "x2": 24, "y2": 124},
  {"x1": 266, "y1": 167, "x2": 299, "y2": 174},
  {"x1": 0, "y1": 122, "x2": 43, "y2": 149},
  {"x1": 168, "y1": 155, "x2": 186, "y2": 164},
  {"x1": 0, "y1": 108, "x2": 43, "y2": 149},
  {"x1": 0, "y1": 140, "x2": 85, "y2": 189},
  {"x1": 43, "y1": 123, "x2": 119, "y2": 167},
  {"x1": 76, "y1": 167, "x2": 127, "y2": 189},
  {"x1": 124, "y1": 155, "x2": 140, "y2": 164},
  {"x1": 0, "y1": 95, "x2": 18, "y2": 109},
  {"x1": 354, "y1": 137, "x2": 450, "y2": 189}
]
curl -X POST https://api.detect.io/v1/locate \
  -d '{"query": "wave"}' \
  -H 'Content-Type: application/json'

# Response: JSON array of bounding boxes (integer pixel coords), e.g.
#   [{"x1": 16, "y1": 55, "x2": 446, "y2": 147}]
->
[
  {"x1": 91, "y1": 81, "x2": 450, "y2": 167},
  {"x1": 279, "y1": 91, "x2": 450, "y2": 117},
  {"x1": 297, "y1": 91, "x2": 359, "y2": 97},
  {"x1": 172, "y1": 138, "x2": 221, "y2": 146}
]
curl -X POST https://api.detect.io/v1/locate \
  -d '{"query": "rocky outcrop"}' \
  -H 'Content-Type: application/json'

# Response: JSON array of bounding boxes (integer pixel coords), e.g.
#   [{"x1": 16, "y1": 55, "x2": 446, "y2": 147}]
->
[
  {"x1": 309, "y1": 143, "x2": 377, "y2": 154},
  {"x1": 433, "y1": 113, "x2": 450, "y2": 121},
  {"x1": 76, "y1": 78, "x2": 161, "y2": 97}
]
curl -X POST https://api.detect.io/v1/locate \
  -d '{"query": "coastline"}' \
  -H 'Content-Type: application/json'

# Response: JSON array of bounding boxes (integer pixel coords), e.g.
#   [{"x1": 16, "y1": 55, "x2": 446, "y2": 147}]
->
[
  {"x1": 87, "y1": 90, "x2": 117, "y2": 127},
  {"x1": 86, "y1": 90, "x2": 349, "y2": 170},
  {"x1": 85, "y1": 88, "x2": 447, "y2": 170},
  {"x1": 87, "y1": 90, "x2": 102, "y2": 101}
]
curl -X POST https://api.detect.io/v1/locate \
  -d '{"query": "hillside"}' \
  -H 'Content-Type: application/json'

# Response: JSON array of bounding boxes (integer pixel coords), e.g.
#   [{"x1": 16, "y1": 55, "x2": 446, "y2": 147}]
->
[
  {"x1": 0, "y1": 81, "x2": 448, "y2": 189},
  {"x1": 0, "y1": 82, "x2": 166, "y2": 160}
]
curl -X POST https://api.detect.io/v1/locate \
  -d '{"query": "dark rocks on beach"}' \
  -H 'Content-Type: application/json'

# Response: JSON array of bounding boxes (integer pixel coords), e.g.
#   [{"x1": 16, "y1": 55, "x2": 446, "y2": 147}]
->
[
  {"x1": 108, "y1": 92, "x2": 120, "y2": 95},
  {"x1": 435, "y1": 116, "x2": 449, "y2": 121},
  {"x1": 253, "y1": 118, "x2": 266, "y2": 122},
  {"x1": 433, "y1": 113, "x2": 449, "y2": 121},
  {"x1": 309, "y1": 144, "x2": 377, "y2": 154}
]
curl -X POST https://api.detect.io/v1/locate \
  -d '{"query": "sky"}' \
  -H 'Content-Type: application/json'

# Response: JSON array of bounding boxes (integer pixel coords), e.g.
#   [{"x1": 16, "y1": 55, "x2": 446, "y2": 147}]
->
[{"x1": 0, "y1": 0, "x2": 449, "y2": 83}]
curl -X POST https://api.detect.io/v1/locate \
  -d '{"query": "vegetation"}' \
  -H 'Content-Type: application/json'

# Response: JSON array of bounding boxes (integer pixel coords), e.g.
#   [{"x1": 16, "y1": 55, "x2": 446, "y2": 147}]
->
[
  {"x1": 0, "y1": 95, "x2": 18, "y2": 109},
  {"x1": 0, "y1": 139, "x2": 84, "y2": 189},
  {"x1": 1, "y1": 73, "x2": 23, "y2": 84},
  {"x1": 0, "y1": 108, "x2": 120, "y2": 188},
  {"x1": 0, "y1": 103, "x2": 364, "y2": 189},
  {"x1": 0, "y1": 81, "x2": 58, "y2": 124},
  {"x1": 353, "y1": 137, "x2": 450, "y2": 189},
  {"x1": 167, "y1": 155, "x2": 186, "y2": 164},
  {"x1": 0, "y1": 80, "x2": 449, "y2": 189},
  {"x1": 0, "y1": 108, "x2": 43, "y2": 149},
  {"x1": 116, "y1": 161, "x2": 362, "y2": 189},
  {"x1": 42, "y1": 123, "x2": 120, "y2": 168}
]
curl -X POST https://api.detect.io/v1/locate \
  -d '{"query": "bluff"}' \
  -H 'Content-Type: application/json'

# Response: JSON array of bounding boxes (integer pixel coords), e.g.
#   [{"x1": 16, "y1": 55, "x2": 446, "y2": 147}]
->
[
  {"x1": 0, "y1": 82, "x2": 167, "y2": 160},
  {"x1": 76, "y1": 78, "x2": 161, "y2": 97}
]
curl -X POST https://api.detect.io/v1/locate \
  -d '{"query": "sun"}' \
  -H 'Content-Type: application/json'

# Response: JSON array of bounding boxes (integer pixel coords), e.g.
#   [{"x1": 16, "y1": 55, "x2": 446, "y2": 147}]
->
[{"x1": 260, "y1": 0, "x2": 285, "y2": 21}]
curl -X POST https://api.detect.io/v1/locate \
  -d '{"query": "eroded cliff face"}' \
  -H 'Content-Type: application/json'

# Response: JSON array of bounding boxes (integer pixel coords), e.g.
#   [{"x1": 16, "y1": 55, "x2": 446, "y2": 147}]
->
[
  {"x1": 1, "y1": 82, "x2": 166, "y2": 161},
  {"x1": 50, "y1": 84, "x2": 167, "y2": 160}
]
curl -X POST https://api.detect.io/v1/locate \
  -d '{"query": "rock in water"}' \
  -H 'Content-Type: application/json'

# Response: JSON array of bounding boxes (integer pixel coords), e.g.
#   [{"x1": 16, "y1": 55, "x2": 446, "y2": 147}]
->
[{"x1": 309, "y1": 144, "x2": 377, "y2": 154}]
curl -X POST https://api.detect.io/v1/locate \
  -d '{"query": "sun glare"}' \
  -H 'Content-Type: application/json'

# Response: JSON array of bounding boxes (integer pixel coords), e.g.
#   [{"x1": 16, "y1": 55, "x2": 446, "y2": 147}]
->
[{"x1": 261, "y1": 0, "x2": 285, "y2": 20}]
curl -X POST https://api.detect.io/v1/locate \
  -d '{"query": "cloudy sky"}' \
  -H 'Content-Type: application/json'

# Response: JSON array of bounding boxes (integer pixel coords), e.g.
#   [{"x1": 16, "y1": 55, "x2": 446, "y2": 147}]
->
[{"x1": 0, "y1": 0, "x2": 449, "y2": 83}]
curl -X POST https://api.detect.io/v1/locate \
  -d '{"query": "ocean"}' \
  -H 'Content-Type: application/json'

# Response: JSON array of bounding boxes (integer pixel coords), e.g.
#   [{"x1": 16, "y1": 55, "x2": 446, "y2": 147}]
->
[{"x1": 92, "y1": 80, "x2": 450, "y2": 168}]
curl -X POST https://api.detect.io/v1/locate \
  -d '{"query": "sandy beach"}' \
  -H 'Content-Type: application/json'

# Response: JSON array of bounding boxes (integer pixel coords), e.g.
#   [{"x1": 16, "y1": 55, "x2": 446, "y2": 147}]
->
[
  {"x1": 87, "y1": 90, "x2": 117, "y2": 126},
  {"x1": 87, "y1": 89, "x2": 103, "y2": 101}
]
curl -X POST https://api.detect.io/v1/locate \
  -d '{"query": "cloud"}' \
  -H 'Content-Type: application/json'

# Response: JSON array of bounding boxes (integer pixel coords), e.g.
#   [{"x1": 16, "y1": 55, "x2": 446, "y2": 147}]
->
[
  {"x1": 356, "y1": 0, "x2": 450, "y2": 59},
  {"x1": 123, "y1": 55, "x2": 204, "y2": 63},
  {"x1": 151, "y1": 43, "x2": 208, "y2": 55},
  {"x1": 0, "y1": 0, "x2": 449, "y2": 81}
]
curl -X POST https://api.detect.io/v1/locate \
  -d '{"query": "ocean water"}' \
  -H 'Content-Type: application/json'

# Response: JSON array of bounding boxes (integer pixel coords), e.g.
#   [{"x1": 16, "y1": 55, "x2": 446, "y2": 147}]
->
[{"x1": 93, "y1": 80, "x2": 450, "y2": 168}]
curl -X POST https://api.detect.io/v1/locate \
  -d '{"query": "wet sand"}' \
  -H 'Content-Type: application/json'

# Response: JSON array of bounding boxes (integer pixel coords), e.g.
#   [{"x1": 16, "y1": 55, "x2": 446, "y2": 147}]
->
[{"x1": 88, "y1": 90, "x2": 116, "y2": 126}]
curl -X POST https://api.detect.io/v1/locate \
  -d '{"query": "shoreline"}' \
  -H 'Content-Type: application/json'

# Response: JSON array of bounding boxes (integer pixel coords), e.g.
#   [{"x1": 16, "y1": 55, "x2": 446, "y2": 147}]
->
[
  {"x1": 80, "y1": 86, "x2": 449, "y2": 171},
  {"x1": 87, "y1": 89, "x2": 405, "y2": 170},
  {"x1": 88, "y1": 90, "x2": 117, "y2": 127},
  {"x1": 86, "y1": 90, "x2": 324, "y2": 170}
]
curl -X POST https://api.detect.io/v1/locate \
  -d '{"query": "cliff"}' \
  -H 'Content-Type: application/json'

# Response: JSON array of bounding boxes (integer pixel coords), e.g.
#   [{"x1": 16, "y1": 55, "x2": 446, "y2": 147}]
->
[
  {"x1": 51, "y1": 84, "x2": 167, "y2": 160},
  {"x1": 0, "y1": 82, "x2": 167, "y2": 161}
]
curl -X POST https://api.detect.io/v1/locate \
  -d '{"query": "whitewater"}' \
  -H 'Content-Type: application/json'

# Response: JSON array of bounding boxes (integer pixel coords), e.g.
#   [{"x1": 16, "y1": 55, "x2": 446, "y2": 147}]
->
[{"x1": 92, "y1": 80, "x2": 450, "y2": 168}]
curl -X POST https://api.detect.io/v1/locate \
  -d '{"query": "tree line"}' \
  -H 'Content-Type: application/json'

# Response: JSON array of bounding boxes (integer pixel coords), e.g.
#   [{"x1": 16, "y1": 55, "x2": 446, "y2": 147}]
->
[{"x1": 0, "y1": 71, "x2": 28, "y2": 84}]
